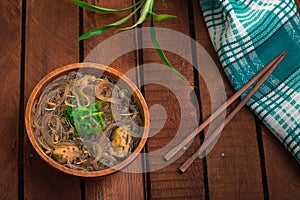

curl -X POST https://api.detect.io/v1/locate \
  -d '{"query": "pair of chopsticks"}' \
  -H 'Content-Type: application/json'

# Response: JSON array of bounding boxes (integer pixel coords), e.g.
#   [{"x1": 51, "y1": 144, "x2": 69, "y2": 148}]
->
[{"x1": 163, "y1": 51, "x2": 287, "y2": 172}]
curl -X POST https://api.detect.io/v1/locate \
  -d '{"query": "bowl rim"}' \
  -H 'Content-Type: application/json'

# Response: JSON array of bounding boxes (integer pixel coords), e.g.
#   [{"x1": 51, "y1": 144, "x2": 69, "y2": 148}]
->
[{"x1": 25, "y1": 62, "x2": 150, "y2": 177}]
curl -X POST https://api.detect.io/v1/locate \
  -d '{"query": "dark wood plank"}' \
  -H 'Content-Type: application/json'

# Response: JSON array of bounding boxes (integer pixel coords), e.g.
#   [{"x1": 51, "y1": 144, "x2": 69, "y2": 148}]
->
[
  {"x1": 261, "y1": 1, "x2": 300, "y2": 199},
  {"x1": 82, "y1": 1, "x2": 145, "y2": 199},
  {"x1": 0, "y1": 1, "x2": 21, "y2": 199},
  {"x1": 193, "y1": 0, "x2": 264, "y2": 199},
  {"x1": 142, "y1": 0, "x2": 205, "y2": 199},
  {"x1": 261, "y1": 125, "x2": 300, "y2": 199},
  {"x1": 24, "y1": 1, "x2": 81, "y2": 199}
]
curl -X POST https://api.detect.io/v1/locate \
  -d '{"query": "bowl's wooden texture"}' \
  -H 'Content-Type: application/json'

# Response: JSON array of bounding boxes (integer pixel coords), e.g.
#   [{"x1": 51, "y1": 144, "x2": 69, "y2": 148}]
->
[{"x1": 25, "y1": 63, "x2": 149, "y2": 177}]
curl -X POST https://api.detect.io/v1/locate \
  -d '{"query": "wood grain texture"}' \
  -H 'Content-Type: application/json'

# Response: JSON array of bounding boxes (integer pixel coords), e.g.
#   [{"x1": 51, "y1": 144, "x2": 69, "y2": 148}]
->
[
  {"x1": 1, "y1": 0, "x2": 296, "y2": 199},
  {"x1": 261, "y1": 1, "x2": 300, "y2": 199},
  {"x1": 142, "y1": 0, "x2": 205, "y2": 199},
  {"x1": 82, "y1": 1, "x2": 145, "y2": 199},
  {"x1": 261, "y1": 125, "x2": 300, "y2": 199},
  {"x1": 0, "y1": 1, "x2": 21, "y2": 199},
  {"x1": 24, "y1": 0, "x2": 81, "y2": 199},
  {"x1": 193, "y1": 0, "x2": 264, "y2": 199}
]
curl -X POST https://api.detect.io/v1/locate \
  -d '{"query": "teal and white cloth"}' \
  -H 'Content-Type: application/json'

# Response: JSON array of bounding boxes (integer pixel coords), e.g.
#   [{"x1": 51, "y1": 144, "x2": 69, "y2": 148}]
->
[{"x1": 200, "y1": 0, "x2": 300, "y2": 163}]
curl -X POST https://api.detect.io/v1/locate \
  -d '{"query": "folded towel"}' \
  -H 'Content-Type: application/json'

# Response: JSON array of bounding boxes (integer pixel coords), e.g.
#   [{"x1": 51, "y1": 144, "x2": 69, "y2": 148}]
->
[{"x1": 199, "y1": 0, "x2": 300, "y2": 163}]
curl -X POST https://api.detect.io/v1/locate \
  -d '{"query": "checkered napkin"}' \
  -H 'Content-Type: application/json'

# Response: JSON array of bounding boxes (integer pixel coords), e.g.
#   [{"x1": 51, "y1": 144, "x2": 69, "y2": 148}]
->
[{"x1": 199, "y1": 0, "x2": 300, "y2": 163}]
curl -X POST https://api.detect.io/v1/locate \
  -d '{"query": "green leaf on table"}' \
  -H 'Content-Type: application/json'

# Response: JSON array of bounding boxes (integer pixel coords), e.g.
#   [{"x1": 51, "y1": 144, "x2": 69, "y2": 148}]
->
[
  {"x1": 118, "y1": 0, "x2": 153, "y2": 31},
  {"x1": 149, "y1": 16, "x2": 189, "y2": 83},
  {"x1": 149, "y1": 11, "x2": 176, "y2": 21},
  {"x1": 77, "y1": 2, "x2": 144, "y2": 41},
  {"x1": 77, "y1": 26, "x2": 111, "y2": 41},
  {"x1": 73, "y1": 0, "x2": 187, "y2": 84},
  {"x1": 71, "y1": 0, "x2": 143, "y2": 13}
]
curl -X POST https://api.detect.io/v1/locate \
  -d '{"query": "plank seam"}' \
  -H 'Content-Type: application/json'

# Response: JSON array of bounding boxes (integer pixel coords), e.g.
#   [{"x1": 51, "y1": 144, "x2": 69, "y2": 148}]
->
[
  {"x1": 255, "y1": 117, "x2": 270, "y2": 200},
  {"x1": 187, "y1": 0, "x2": 210, "y2": 199},
  {"x1": 79, "y1": 6, "x2": 84, "y2": 62},
  {"x1": 133, "y1": 0, "x2": 150, "y2": 199},
  {"x1": 18, "y1": 0, "x2": 27, "y2": 199},
  {"x1": 80, "y1": 179, "x2": 85, "y2": 200},
  {"x1": 79, "y1": 6, "x2": 86, "y2": 200}
]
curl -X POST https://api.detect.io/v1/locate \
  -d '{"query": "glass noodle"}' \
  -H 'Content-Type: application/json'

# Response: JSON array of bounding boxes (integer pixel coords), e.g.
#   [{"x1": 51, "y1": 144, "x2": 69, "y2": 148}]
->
[{"x1": 31, "y1": 71, "x2": 143, "y2": 171}]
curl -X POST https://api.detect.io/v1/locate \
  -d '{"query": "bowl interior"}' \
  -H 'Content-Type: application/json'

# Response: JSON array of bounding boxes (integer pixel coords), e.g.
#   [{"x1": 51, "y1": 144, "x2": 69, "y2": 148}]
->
[{"x1": 25, "y1": 63, "x2": 149, "y2": 177}]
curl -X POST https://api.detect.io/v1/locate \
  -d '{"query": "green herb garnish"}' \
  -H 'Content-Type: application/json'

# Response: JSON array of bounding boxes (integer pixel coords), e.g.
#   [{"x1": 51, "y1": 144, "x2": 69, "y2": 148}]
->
[{"x1": 66, "y1": 101, "x2": 106, "y2": 135}]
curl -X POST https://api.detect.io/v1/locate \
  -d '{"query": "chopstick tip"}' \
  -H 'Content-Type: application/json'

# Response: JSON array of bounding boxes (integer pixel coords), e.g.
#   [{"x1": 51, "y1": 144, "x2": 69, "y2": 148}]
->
[
  {"x1": 179, "y1": 166, "x2": 186, "y2": 173},
  {"x1": 179, "y1": 157, "x2": 195, "y2": 173},
  {"x1": 281, "y1": 51, "x2": 288, "y2": 57}
]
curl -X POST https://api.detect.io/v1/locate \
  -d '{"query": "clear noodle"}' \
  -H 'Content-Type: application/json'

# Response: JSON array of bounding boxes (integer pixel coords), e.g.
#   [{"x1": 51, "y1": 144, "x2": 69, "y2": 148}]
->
[{"x1": 32, "y1": 71, "x2": 143, "y2": 171}]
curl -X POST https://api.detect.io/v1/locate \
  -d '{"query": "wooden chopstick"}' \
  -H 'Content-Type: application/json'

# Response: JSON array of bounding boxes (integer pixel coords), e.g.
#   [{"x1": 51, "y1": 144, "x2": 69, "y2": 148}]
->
[
  {"x1": 164, "y1": 51, "x2": 287, "y2": 162},
  {"x1": 179, "y1": 51, "x2": 287, "y2": 172}
]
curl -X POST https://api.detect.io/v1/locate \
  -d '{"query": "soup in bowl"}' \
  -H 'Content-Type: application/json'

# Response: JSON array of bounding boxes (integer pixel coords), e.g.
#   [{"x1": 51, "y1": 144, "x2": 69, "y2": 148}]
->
[{"x1": 25, "y1": 63, "x2": 149, "y2": 177}]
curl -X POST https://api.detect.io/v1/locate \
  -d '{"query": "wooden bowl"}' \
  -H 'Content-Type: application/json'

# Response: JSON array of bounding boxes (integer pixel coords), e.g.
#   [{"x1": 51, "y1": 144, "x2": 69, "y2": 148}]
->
[{"x1": 25, "y1": 63, "x2": 149, "y2": 177}]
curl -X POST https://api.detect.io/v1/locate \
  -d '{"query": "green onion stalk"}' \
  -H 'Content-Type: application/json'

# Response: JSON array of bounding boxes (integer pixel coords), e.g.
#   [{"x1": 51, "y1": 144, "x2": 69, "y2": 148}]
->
[{"x1": 71, "y1": 0, "x2": 189, "y2": 83}]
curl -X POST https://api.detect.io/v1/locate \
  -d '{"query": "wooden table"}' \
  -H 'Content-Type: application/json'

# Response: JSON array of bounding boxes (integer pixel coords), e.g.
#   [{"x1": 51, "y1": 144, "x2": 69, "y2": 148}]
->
[{"x1": 1, "y1": 0, "x2": 299, "y2": 199}]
